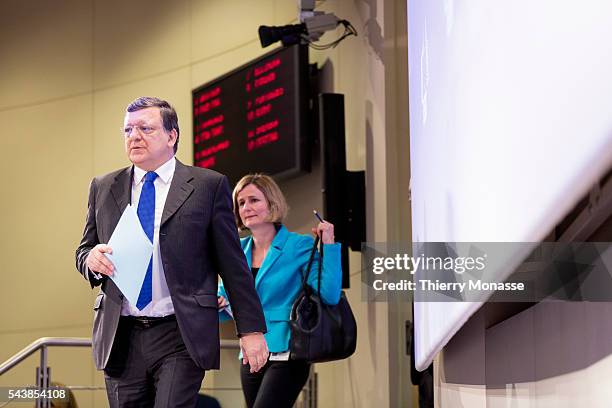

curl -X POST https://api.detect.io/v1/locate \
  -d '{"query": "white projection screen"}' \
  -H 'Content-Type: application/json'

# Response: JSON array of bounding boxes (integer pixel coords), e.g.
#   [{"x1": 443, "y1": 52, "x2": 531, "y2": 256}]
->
[{"x1": 408, "y1": 1, "x2": 612, "y2": 370}]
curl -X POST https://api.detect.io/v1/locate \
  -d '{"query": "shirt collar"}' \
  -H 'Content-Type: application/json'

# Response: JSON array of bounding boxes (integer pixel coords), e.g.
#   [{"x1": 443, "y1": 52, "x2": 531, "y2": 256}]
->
[{"x1": 133, "y1": 156, "x2": 176, "y2": 185}]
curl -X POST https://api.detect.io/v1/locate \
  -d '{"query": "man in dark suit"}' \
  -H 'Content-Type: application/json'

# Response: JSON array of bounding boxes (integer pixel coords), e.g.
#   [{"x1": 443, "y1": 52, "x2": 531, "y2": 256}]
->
[{"x1": 75, "y1": 96, "x2": 268, "y2": 408}]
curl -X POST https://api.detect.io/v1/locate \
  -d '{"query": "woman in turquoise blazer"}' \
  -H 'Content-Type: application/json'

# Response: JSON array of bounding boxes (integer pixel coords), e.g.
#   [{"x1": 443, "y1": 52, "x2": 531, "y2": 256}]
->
[{"x1": 218, "y1": 174, "x2": 342, "y2": 408}]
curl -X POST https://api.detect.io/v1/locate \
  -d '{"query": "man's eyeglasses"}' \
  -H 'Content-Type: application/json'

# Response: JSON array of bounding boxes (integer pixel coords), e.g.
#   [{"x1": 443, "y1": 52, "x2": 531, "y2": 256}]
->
[{"x1": 123, "y1": 125, "x2": 159, "y2": 138}]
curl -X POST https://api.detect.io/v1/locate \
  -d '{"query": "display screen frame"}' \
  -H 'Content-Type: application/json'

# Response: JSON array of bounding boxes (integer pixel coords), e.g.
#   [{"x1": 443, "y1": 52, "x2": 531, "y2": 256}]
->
[{"x1": 191, "y1": 44, "x2": 311, "y2": 185}]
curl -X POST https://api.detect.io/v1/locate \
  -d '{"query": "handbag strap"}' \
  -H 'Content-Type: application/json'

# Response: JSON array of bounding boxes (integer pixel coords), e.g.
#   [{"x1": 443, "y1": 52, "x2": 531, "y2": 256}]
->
[
  {"x1": 316, "y1": 236, "x2": 323, "y2": 296},
  {"x1": 300, "y1": 235, "x2": 322, "y2": 295}
]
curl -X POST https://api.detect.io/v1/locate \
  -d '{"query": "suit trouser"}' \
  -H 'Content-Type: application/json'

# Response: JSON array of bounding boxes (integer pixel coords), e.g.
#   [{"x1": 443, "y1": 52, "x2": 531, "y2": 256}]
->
[
  {"x1": 103, "y1": 316, "x2": 205, "y2": 408},
  {"x1": 240, "y1": 359, "x2": 311, "y2": 408}
]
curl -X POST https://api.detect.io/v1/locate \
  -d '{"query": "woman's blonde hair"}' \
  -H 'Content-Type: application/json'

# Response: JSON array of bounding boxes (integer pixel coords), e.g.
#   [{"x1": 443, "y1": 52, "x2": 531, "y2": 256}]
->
[{"x1": 232, "y1": 173, "x2": 288, "y2": 230}]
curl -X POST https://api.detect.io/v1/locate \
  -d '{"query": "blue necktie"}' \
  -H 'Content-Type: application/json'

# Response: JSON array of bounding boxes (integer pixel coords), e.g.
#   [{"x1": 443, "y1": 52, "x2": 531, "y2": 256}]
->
[{"x1": 136, "y1": 171, "x2": 158, "y2": 310}]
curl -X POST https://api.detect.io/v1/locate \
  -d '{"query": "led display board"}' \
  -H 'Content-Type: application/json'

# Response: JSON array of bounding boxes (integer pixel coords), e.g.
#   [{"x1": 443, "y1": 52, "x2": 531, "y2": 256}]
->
[{"x1": 192, "y1": 45, "x2": 310, "y2": 185}]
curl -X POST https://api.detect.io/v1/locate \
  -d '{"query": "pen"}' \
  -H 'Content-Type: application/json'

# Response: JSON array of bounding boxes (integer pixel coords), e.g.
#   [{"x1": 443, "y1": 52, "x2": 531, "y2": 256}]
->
[{"x1": 313, "y1": 210, "x2": 324, "y2": 223}]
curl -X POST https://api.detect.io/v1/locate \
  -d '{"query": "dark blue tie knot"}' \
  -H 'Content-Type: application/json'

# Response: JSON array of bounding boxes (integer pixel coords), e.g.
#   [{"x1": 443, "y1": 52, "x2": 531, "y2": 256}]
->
[{"x1": 144, "y1": 172, "x2": 158, "y2": 183}]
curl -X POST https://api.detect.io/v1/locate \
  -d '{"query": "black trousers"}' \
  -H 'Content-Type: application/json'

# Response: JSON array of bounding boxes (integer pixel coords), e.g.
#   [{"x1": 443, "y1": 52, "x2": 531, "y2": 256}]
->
[
  {"x1": 104, "y1": 316, "x2": 205, "y2": 408},
  {"x1": 240, "y1": 359, "x2": 311, "y2": 408}
]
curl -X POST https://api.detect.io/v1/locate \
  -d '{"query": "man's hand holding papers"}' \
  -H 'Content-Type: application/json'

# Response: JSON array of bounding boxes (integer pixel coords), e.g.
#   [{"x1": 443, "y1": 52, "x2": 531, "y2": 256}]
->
[
  {"x1": 84, "y1": 205, "x2": 154, "y2": 306},
  {"x1": 86, "y1": 244, "x2": 115, "y2": 276}
]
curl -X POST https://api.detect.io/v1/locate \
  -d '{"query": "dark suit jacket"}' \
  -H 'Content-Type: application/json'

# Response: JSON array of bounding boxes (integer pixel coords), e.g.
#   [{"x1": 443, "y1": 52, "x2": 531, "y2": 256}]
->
[{"x1": 75, "y1": 159, "x2": 266, "y2": 370}]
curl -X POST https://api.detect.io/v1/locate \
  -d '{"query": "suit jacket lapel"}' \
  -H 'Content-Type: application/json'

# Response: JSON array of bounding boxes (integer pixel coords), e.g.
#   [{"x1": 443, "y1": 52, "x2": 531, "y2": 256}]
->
[
  {"x1": 162, "y1": 160, "x2": 194, "y2": 225},
  {"x1": 255, "y1": 225, "x2": 290, "y2": 290},
  {"x1": 110, "y1": 166, "x2": 132, "y2": 214}
]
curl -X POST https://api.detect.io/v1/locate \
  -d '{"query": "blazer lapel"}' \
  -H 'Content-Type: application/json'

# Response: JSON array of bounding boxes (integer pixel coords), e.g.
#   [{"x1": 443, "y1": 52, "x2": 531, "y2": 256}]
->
[
  {"x1": 255, "y1": 225, "x2": 290, "y2": 290},
  {"x1": 161, "y1": 160, "x2": 194, "y2": 225},
  {"x1": 110, "y1": 166, "x2": 132, "y2": 213},
  {"x1": 243, "y1": 237, "x2": 254, "y2": 269}
]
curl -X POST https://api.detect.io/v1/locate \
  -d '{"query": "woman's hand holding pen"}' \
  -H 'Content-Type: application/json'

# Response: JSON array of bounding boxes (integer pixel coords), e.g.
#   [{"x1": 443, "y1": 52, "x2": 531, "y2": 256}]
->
[{"x1": 312, "y1": 210, "x2": 335, "y2": 244}]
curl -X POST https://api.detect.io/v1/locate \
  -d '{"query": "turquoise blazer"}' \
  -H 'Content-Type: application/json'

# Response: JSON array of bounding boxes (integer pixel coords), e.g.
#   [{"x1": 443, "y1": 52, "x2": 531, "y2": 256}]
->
[{"x1": 218, "y1": 225, "x2": 342, "y2": 353}]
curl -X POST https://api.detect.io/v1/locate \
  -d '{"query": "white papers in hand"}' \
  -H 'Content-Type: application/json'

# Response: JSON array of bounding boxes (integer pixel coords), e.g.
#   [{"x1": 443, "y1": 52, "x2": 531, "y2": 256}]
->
[{"x1": 105, "y1": 205, "x2": 153, "y2": 306}]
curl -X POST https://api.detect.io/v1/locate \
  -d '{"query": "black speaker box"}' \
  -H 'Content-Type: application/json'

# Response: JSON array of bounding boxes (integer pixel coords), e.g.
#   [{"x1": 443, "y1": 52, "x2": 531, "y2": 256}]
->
[{"x1": 319, "y1": 93, "x2": 366, "y2": 288}]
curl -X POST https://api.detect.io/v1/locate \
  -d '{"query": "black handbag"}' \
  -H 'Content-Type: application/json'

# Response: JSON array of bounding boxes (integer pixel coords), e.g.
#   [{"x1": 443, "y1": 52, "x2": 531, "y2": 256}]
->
[{"x1": 289, "y1": 236, "x2": 357, "y2": 363}]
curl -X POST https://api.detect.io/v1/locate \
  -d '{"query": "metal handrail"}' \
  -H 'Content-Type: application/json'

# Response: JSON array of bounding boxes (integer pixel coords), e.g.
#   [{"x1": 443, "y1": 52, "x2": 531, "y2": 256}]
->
[
  {"x1": 0, "y1": 337, "x2": 91, "y2": 376},
  {"x1": 0, "y1": 337, "x2": 240, "y2": 376},
  {"x1": 0, "y1": 338, "x2": 315, "y2": 407},
  {"x1": 0, "y1": 337, "x2": 240, "y2": 408}
]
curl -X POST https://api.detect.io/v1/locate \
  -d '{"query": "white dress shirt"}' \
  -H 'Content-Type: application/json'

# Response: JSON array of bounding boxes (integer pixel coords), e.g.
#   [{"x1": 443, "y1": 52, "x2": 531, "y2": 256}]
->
[{"x1": 121, "y1": 157, "x2": 176, "y2": 317}]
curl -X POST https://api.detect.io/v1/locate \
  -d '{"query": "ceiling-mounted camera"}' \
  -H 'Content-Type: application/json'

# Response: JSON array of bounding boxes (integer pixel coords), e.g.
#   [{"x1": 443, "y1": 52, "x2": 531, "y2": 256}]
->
[{"x1": 258, "y1": 0, "x2": 356, "y2": 50}]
